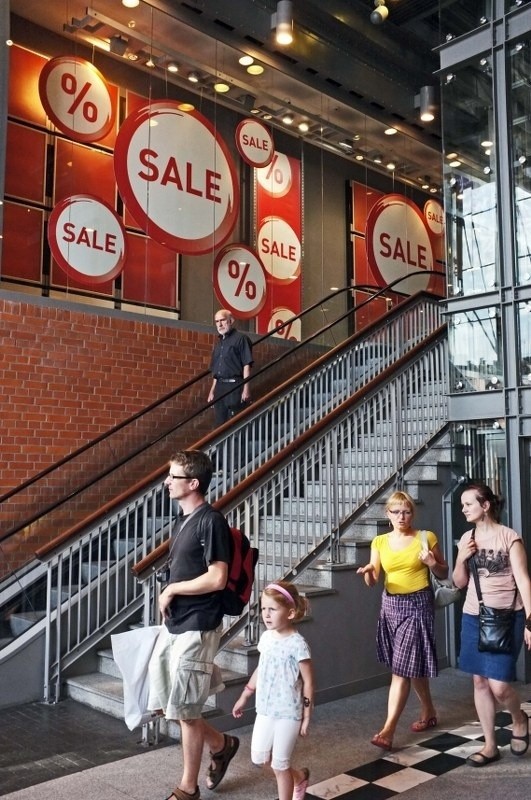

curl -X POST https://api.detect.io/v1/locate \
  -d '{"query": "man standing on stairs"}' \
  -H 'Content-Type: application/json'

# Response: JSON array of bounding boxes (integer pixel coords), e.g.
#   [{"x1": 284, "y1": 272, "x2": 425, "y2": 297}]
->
[
  {"x1": 148, "y1": 449, "x2": 239, "y2": 800},
  {"x1": 208, "y1": 309, "x2": 253, "y2": 427}
]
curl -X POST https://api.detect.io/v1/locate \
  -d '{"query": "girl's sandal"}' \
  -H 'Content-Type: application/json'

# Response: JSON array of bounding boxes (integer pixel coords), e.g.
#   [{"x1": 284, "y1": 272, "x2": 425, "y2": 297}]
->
[
  {"x1": 293, "y1": 767, "x2": 310, "y2": 800},
  {"x1": 205, "y1": 734, "x2": 240, "y2": 790}
]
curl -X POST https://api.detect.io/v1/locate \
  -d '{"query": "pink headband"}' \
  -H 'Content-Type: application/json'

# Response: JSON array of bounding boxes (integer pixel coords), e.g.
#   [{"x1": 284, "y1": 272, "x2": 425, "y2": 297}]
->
[{"x1": 265, "y1": 583, "x2": 295, "y2": 605}]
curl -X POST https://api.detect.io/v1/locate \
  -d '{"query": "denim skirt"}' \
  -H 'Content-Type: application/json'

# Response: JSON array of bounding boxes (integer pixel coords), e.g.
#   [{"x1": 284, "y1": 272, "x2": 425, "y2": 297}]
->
[{"x1": 458, "y1": 609, "x2": 525, "y2": 682}]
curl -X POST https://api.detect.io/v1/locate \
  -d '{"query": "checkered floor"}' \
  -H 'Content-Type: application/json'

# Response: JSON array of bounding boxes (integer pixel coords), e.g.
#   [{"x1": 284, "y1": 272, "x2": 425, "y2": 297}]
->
[{"x1": 304, "y1": 703, "x2": 530, "y2": 800}]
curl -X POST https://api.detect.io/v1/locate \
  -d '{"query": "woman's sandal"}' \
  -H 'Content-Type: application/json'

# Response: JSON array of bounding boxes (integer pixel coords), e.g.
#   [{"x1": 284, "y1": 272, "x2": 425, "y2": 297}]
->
[
  {"x1": 371, "y1": 732, "x2": 393, "y2": 751},
  {"x1": 164, "y1": 788, "x2": 200, "y2": 800},
  {"x1": 466, "y1": 749, "x2": 500, "y2": 767},
  {"x1": 411, "y1": 716, "x2": 437, "y2": 733},
  {"x1": 510, "y1": 710, "x2": 529, "y2": 756},
  {"x1": 293, "y1": 767, "x2": 310, "y2": 800},
  {"x1": 205, "y1": 734, "x2": 240, "y2": 790}
]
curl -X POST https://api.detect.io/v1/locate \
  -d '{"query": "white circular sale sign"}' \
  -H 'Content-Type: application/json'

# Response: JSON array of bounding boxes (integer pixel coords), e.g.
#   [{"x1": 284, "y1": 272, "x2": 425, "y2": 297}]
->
[
  {"x1": 366, "y1": 194, "x2": 433, "y2": 293},
  {"x1": 38, "y1": 56, "x2": 115, "y2": 143},
  {"x1": 235, "y1": 119, "x2": 274, "y2": 168},
  {"x1": 257, "y1": 216, "x2": 301, "y2": 283},
  {"x1": 47, "y1": 195, "x2": 126, "y2": 285},
  {"x1": 256, "y1": 152, "x2": 292, "y2": 198},
  {"x1": 213, "y1": 244, "x2": 267, "y2": 318},
  {"x1": 114, "y1": 101, "x2": 239, "y2": 254},
  {"x1": 268, "y1": 307, "x2": 301, "y2": 341}
]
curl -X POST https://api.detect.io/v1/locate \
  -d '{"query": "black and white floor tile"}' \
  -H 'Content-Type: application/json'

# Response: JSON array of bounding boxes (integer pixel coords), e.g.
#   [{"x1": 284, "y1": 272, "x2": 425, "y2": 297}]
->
[{"x1": 304, "y1": 702, "x2": 530, "y2": 800}]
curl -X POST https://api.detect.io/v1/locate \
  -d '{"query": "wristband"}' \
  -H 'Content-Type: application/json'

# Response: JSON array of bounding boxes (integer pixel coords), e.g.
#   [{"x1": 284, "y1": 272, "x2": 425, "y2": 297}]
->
[{"x1": 245, "y1": 684, "x2": 255, "y2": 692}]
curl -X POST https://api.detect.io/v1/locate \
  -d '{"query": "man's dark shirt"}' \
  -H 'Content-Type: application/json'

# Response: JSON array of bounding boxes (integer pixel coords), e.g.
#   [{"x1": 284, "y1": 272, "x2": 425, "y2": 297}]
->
[
  {"x1": 209, "y1": 327, "x2": 253, "y2": 379},
  {"x1": 166, "y1": 503, "x2": 231, "y2": 634}
]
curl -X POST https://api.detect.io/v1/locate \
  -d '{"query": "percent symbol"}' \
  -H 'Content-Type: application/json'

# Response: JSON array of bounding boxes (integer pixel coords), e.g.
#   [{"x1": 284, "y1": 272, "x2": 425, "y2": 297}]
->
[
  {"x1": 275, "y1": 318, "x2": 293, "y2": 338},
  {"x1": 228, "y1": 259, "x2": 257, "y2": 300},
  {"x1": 265, "y1": 153, "x2": 283, "y2": 184},
  {"x1": 61, "y1": 73, "x2": 98, "y2": 123}
]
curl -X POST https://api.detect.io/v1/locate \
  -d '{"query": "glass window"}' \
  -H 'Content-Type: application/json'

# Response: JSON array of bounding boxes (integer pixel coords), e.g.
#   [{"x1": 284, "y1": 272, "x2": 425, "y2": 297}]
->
[
  {"x1": 452, "y1": 421, "x2": 507, "y2": 517},
  {"x1": 439, "y1": 3, "x2": 492, "y2": 42},
  {"x1": 517, "y1": 300, "x2": 531, "y2": 384},
  {"x1": 449, "y1": 307, "x2": 503, "y2": 392},
  {"x1": 443, "y1": 58, "x2": 498, "y2": 297},
  {"x1": 510, "y1": 38, "x2": 531, "y2": 286}
]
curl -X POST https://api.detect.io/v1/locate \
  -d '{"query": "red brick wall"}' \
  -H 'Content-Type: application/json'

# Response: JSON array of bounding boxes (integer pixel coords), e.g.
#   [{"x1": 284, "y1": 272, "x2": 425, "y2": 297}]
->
[{"x1": 0, "y1": 297, "x2": 215, "y2": 494}]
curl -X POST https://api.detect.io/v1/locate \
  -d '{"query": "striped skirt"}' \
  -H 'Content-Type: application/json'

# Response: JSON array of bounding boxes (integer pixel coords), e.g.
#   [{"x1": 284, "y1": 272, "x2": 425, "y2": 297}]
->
[{"x1": 376, "y1": 588, "x2": 438, "y2": 678}]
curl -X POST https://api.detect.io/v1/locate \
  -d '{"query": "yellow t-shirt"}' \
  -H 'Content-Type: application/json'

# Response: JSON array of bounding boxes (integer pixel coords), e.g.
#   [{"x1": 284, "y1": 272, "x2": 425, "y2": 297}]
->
[{"x1": 372, "y1": 530, "x2": 437, "y2": 594}]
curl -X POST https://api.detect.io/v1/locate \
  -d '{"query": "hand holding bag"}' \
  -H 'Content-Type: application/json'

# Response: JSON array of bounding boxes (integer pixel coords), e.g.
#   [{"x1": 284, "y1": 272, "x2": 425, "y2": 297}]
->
[
  {"x1": 468, "y1": 533, "x2": 516, "y2": 655},
  {"x1": 419, "y1": 530, "x2": 461, "y2": 609}
]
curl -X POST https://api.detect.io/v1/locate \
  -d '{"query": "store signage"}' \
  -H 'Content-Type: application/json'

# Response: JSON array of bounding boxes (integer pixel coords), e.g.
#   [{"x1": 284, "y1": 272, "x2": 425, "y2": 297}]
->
[
  {"x1": 366, "y1": 194, "x2": 433, "y2": 292},
  {"x1": 114, "y1": 101, "x2": 239, "y2": 254},
  {"x1": 424, "y1": 199, "x2": 445, "y2": 236},
  {"x1": 47, "y1": 195, "x2": 127, "y2": 284},
  {"x1": 235, "y1": 119, "x2": 274, "y2": 168},
  {"x1": 257, "y1": 216, "x2": 301, "y2": 283},
  {"x1": 38, "y1": 56, "x2": 115, "y2": 143},
  {"x1": 213, "y1": 244, "x2": 267, "y2": 318}
]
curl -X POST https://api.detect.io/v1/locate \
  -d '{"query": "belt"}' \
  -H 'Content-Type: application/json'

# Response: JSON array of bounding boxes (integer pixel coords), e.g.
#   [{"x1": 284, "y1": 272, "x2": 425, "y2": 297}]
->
[{"x1": 217, "y1": 377, "x2": 239, "y2": 383}]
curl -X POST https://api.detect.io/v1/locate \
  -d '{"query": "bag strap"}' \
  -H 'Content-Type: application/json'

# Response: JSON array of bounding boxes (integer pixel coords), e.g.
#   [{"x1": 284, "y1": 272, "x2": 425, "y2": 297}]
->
[{"x1": 468, "y1": 529, "x2": 484, "y2": 606}]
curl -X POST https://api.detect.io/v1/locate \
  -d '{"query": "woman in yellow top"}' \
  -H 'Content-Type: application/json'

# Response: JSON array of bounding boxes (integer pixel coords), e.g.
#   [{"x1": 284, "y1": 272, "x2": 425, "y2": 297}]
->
[{"x1": 357, "y1": 490, "x2": 449, "y2": 750}]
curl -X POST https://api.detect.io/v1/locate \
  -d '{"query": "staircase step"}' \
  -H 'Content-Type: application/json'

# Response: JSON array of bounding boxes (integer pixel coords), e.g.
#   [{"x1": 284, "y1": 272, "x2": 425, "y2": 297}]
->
[{"x1": 65, "y1": 672, "x2": 125, "y2": 719}]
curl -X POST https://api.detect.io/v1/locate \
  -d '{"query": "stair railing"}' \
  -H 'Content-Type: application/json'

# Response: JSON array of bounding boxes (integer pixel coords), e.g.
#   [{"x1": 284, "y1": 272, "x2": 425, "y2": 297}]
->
[
  {"x1": 136, "y1": 329, "x2": 449, "y2": 649},
  {"x1": 39, "y1": 322, "x2": 447, "y2": 700}
]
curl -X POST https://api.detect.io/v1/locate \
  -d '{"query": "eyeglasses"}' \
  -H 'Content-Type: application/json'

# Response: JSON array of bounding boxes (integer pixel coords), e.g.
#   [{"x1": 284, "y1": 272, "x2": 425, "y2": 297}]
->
[
  {"x1": 168, "y1": 473, "x2": 192, "y2": 481},
  {"x1": 388, "y1": 509, "x2": 413, "y2": 516}
]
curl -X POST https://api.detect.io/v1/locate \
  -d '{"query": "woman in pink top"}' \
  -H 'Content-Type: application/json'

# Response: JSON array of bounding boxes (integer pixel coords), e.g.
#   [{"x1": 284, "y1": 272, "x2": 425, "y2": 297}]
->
[{"x1": 453, "y1": 482, "x2": 531, "y2": 767}]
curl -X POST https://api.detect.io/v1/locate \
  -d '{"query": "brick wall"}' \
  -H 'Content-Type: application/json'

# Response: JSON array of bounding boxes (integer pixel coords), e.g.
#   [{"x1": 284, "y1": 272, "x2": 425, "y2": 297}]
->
[{"x1": 0, "y1": 297, "x2": 216, "y2": 494}]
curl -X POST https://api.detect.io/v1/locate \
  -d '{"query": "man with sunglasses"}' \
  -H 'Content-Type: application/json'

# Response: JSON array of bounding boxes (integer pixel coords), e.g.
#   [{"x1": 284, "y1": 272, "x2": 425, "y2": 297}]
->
[{"x1": 148, "y1": 450, "x2": 239, "y2": 800}]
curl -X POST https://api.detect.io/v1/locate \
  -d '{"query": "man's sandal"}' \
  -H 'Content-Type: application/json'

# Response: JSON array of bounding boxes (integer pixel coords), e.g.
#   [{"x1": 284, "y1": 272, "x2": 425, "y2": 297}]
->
[
  {"x1": 164, "y1": 788, "x2": 200, "y2": 800},
  {"x1": 206, "y1": 734, "x2": 240, "y2": 790}
]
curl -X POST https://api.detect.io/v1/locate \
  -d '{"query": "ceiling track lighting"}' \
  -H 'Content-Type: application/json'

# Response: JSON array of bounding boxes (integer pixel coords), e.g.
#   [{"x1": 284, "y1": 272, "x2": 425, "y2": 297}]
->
[
  {"x1": 272, "y1": 1, "x2": 294, "y2": 46},
  {"x1": 282, "y1": 111, "x2": 294, "y2": 125},
  {"x1": 188, "y1": 71, "x2": 200, "y2": 83},
  {"x1": 166, "y1": 61, "x2": 179, "y2": 73},
  {"x1": 370, "y1": 0, "x2": 389, "y2": 25}
]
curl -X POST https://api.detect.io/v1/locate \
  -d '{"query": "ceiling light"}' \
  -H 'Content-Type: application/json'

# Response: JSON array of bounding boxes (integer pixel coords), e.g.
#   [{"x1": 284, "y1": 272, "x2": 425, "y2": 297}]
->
[
  {"x1": 421, "y1": 176, "x2": 430, "y2": 189},
  {"x1": 146, "y1": 57, "x2": 155, "y2": 68},
  {"x1": 214, "y1": 81, "x2": 230, "y2": 93},
  {"x1": 282, "y1": 111, "x2": 294, "y2": 125},
  {"x1": 518, "y1": 154, "x2": 527, "y2": 165},
  {"x1": 166, "y1": 61, "x2": 179, "y2": 73},
  {"x1": 481, "y1": 139, "x2": 493, "y2": 148},
  {"x1": 109, "y1": 35, "x2": 128, "y2": 56},
  {"x1": 122, "y1": 0, "x2": 140, "y2": 7},
  {"x1": 247, "y1": 63, "x2": 264, "y2": 75},
  {"x1": 384, "y1": 127, "x2": 397, "y2": 135},
  {"x1": 373, "y1": 154, "x2": 383, "y2": 164},
  {"x1": 370, "y1": 0, "x2": 389, "y2": 25},
  {"x1": 188, "y1": 71, "x2": 200, "y2": 83},
  {"x1": 339, "y1": 138, "x2": 354, "y2": 150},
  {"x1": 177, "y1": 102, "x2": 195, "y2": 112},
  {"x1": 272, "y1": 1, "x2": 294, "y2": 46},
  {"x1": 298, "y1": 121, "x2": 309, "y2": 132},
  {"x1": 239, "y1": 55, "x2": 254, "y2": 66},
  {"x1": 386, "y1": 161, "x2": 396, "y2": 170},
  {"x1": 449, "y1": 159, "x2": 461, "y2": 168},
  {"x1": 419, "y1": 85, "x2": 437, "y2": 122},
  {"x1": 483, "y1": 165, "x2": 492, "y2": 174},
  {"x1": 429, "y1": 185, "x2": 438, "y2": 193},
  {"x1": 355, "y1": 153, "x2": 364, "y2": 161}
]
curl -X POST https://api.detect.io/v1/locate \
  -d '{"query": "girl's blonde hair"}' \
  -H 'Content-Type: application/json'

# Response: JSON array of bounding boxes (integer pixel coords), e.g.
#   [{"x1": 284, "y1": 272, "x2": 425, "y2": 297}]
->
[{"x1": 262, "y1": 580, "x2": 309, "y2": 621}]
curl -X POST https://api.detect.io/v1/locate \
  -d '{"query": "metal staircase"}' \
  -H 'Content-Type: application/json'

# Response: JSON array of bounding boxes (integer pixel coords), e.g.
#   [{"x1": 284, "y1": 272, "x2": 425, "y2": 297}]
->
[{"x1": 0, "y1": 288, "x2": 451, "y2": 723}]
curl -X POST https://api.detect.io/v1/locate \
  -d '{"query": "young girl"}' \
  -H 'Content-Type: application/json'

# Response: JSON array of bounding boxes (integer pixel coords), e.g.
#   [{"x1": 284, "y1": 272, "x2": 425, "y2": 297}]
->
[{"x1": 232, "y1": 581, "x2": 314, "y2": 800}]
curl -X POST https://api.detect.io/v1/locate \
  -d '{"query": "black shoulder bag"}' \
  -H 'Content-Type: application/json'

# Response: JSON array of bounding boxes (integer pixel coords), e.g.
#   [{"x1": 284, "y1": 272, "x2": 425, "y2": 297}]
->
[{"x1": 468, "y1": 530, "x2": 517, "y2": 655}]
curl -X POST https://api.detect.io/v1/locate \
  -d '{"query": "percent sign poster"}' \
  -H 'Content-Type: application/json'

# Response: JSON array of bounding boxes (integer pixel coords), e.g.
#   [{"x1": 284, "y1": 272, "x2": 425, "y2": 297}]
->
[{"x1": 254, "y1": 153, "x2": 302, "y2": 341}]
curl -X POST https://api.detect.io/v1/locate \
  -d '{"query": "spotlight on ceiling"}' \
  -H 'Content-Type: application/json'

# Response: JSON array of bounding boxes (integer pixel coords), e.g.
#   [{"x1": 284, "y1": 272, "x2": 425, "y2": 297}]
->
[
  {"x1": 298, "y1": 120, "x2": 309, "y2": 133},
  {"x1": 122, "y1": 0, "x2": 140, "y2": 8},
  {"x1": 370, "y1": 0, "x2": 389, "y2": 25},
  {"x1": 166, "y1": 61, "x2": 179, "y2": 73},
  {"x1": 109, "y1": 35, "x2": 128, "y2": 56},
  {"x1": 282, "y1": 111, "x2": 294, "y2": 125},
  {"x1": 417, "y1": 85, "x2": 437, "y2": 122},
  {"x1": 188, "y1": 71, "x2": 200, "y2": 83},
  {"x1": 338, "y1": 138, "x2": 354, "y2": 151},
  {"x1": 272, "y1": 1, "x2": 294, "y2": 46}
]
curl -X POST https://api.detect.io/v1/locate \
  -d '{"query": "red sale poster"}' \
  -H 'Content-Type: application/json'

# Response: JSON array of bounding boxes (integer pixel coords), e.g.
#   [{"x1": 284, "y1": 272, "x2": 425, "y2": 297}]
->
[{"x1": 255, "y1": 154, "x2": 302, "y2": 340}]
